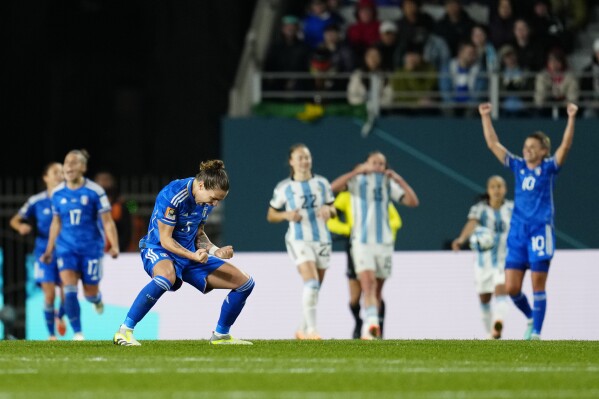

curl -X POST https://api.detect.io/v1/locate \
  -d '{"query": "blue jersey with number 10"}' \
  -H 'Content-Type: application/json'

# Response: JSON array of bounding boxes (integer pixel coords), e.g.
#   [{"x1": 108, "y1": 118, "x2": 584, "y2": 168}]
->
[
  {"x1": 140, "y1": 178, "x2": 213, "y2": 255},
  {"x1": 505, "y1": 153, "x2": 560, "y2": 225},
  {"x1": 51, "y1": 179, "x2": 111, "y2": 257}
]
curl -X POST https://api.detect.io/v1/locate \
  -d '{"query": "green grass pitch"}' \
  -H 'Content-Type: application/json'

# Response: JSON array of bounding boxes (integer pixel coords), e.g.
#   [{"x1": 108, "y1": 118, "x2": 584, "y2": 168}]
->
[{"x1": 1, "y1": 340, "x2": 598, "y2": 399}]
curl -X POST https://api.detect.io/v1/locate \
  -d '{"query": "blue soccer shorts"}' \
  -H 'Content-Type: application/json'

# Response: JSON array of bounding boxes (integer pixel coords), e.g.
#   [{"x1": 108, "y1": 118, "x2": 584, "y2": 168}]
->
[
  {"x1": 505, "y1": 222, "x2": 554, "y2": 273},
  {"x1": 56, "y1": 250, "x2": 103, "y2": 285}
]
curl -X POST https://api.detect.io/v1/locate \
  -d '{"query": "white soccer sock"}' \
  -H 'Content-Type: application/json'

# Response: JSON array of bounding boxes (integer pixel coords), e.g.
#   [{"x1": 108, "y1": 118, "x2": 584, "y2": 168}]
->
[
  {"x1": 480, "y1": 302, "x2": 492, "y2": 334},
  {"x1": 493, "y1": 295, "x2": 510, "y2": 322},
  {"x1": 365, "y1": 305, "x2": 379, "y2": 327},
  {"x1": 302, "y1": 279, "x2": 320, "y2": 334}
]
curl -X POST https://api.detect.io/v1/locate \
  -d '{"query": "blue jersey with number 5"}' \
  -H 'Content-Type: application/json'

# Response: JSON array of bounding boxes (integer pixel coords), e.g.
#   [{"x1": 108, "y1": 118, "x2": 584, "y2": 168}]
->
[
  {"x1": 51, "y1": 179, "x2": 111, "y2": 257},
  {"x1": 505, "y1": 153, "x2": 559, "y2": 225}
]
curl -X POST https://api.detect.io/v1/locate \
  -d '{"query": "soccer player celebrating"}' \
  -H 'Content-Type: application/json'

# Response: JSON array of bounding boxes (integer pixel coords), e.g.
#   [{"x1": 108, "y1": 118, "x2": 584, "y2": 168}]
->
[
  {"x1": 267, "y1": 144, "x2": 336, "y2": 340},
  {"x1": 41, "y1": 150, "x2": 120, "y2": 340},
  {"x1": 451, "y1": 175, "x2": 513, "y2": 339},
  {"x1": 331, "y1": 151, "x2": 419, "y2": 339},
  {"x1": 10, "y1": 162, "x2": 67, "y2": 340},
  {"x1": 113, "y1": 160, "x2": 254, "y2": 346},
  {"x1": 479, "y1": 102, "x2": 578, "y2": 340}
]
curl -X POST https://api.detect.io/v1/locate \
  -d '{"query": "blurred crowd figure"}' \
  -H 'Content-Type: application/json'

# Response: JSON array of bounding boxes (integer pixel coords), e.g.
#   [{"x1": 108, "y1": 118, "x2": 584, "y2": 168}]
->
[
  {"x1": 263, "y1": 0, "x2": 595, "y2": 116},
  {"x1": 94, "y1": 172, "x2": 133, "y2": 252}
]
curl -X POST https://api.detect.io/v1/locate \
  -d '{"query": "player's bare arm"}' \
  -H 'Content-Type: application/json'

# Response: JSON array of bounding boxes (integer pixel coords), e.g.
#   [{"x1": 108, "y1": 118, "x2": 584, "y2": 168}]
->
[
  {"x1": 267, "y1": 207, "x2": 302, "y2": 223},
  {"x1": 554, "y1": 103, "x2": 578, "y2": 166},
  {"x1": 40, "y1": 215, "x2": 61, "y2": 264},
  {"x1": 101, "y1": 211, "x2": 120, "y2": 259},
  {"x1": 330, "y1": 163, "x2": 368, "y2": 193},
  {"x1": 479, "y1": 103, "x2": 508, "y2": 164},
  {"x1": 158, "y1": 220, "x2": 207, "y2": 263},
  {"x1": 451, "y1": 219, "x2": 479, "y2": 251},
  {"x1": 386, "y1": 169, "x2": 420, "y2": 207}
]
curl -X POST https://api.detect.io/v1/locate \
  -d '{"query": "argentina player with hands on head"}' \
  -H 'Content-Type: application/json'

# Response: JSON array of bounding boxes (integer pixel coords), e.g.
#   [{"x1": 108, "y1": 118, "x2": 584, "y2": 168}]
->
[
  {"x1": 331, "y1": 151, "x2": 419, "y2": 340},
  {"x1": 479, "y1": 102, "x2": 578, "y2": 340},
  {"x1": 114, "y1": 160, "x2": 254, "y2": 346},
  {"x1": 267, "y1": 144, "x2": 336, "y2": 340},
  {"x1": 451, "y1": 176, "x2": 513, "y2": 339},
  {"x1": 41, "y1": 150, "x2": 120, "y2": 341},
  {"x1": 10, "y1": 162, "x2": 67, "y2": 340}
]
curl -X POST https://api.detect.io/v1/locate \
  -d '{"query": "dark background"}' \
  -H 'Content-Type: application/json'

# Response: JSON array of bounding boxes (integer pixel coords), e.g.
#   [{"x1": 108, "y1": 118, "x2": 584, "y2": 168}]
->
[{"x1": 4, "y1": 0, "x2": 257, "y2": 178}]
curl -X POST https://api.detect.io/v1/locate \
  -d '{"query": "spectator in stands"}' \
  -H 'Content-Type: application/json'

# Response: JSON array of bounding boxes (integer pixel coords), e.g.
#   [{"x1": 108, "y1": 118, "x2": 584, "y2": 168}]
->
[
  {"x1": 498, "y1": 45, "x2": 533, "y2": 117},
  {"x1": 303, "y1": 0, "x2": 336, "y2": 49},
  {"x1": 305, "y1": 47, "x2": 347, "y2": 104},
  {"x1": 534, "y1": 48, "x2": 579, "y2": 116},
  {"x1": 264, "y1": 15, "x2": 310, "y2": 94},
  {"x1": 346, "y1": 0, "x2": 381, "y2": 59},
  {"x1": 390, "y1": 45, "x2": 438, "y2": 115},
  {"x1": 94, "y1": 171, "x2": 132, "y2": 252},
  {"x1": 376, "y1": 21, "x2": 399, "y2": 71},
  {"x1": 551, "y1": 0, "x2": 588, "y2": 42},
  {"x1": 580, "y1": 38, "x2": 599, "y2": 118},
  {"x1": 319, "y1": 24, "x2": 355, "y2": 73},
  {"x1": 529, "y1": 0, "x2": 570, "y2": 54},
  {"x1": 440, "y1": 41, "x2": 486, "y2": 116},
  {"x1": 347, "y1": 46, "x2": 393, "y2": 106},
  {"x1": 394, "y1": 27, "x2": 451, "y2": 72},
  {"x1": 325, "y1": 0, "x2": 346, "y2": 28},
  {"x1": 434, "y1": 0, "x2": 476, "y2": 57},
  {"x1": 395, "y1": 0, "x2": 435, "y2": 59},
  {"x1": 471, "y1": 24, "x2": 498, "y2": 73},
  {"x1": 488, "y1": 0, "x2": 515, "y2": 49},
  {"x1": 512, "y1": 19, "x2": 546, "y2": 73}
]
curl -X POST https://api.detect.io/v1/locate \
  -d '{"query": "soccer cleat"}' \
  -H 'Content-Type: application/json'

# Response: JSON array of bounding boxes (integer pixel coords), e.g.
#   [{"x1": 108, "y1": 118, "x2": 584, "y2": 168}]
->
[
  {"x1": 306, "y1": 332, "x2": 322, "y2": 340},
  {"x1": 209, "y1": 332, "x2": 252, "y2": 345},
  {"x1": 94, "y1": 301, "x2": 104, "y2": 315},
  {"x1": 56, "y1": 317, "x2": 67, "y2": 336},
  {"x1": 48, "y1": 335, "x2": 57, "y2": 341},
  {"x1": 352, "y1": 319, "x2": 363, "y2": 340},
  {"x1": 524, "y1": 319, "x2": 534, "y2": 340},
  {"x1": 295, "y1": 330, "x2": 307, "y2": 340},
  {"x1": 113, "y1": 328, "x2": 141, "y2": 346},
  {"x1": 530, "y1": 333, "x2": 541, "y2": 340},
  {"x1": 361, "y1": 324, "x2": 381, "y2": 340},
  {"x1": 491, "y1": 320, "x2": 503, "y2": 339},
  {"x1": 72, "y1": 332, "x2": 85, "y2": 341}
]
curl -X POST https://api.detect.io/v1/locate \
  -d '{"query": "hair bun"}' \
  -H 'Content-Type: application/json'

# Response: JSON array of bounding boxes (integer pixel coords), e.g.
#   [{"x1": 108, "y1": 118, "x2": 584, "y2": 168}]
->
[{"x1": 200, "y1": 160, "x2": 225, "y2": 171}]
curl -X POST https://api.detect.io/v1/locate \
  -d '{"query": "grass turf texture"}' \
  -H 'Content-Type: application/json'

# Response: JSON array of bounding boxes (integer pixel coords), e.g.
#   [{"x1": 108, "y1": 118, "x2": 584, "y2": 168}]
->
[{"x1": 1, "y1": 340, "x2": 598, "y2": 399}]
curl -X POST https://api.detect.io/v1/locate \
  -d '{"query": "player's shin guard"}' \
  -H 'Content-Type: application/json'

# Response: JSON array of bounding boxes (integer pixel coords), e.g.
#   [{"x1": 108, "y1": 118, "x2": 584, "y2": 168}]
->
[
  {"x1": 480, "y1": 302, "x2": 492, "y2": 333},
  {"x1": 532, "y1": 291, "x2": 547, "y2": 335},
  {"x1": 494, "y1": 295, "x2": 510, "y2": 322},
  {"x1": 301, "y1": 279, "x2": 320, "y2": 334},
  {"x1": 64, "y1": 285, "x2": 82, "y2": 333},
  {"x1": 123, "y1": 276, "x2": 172, "y2": 329},
  {"x1": 43, "y1": 304, "x2": 55, "y2": 336},
  {"x1": 84, "y1": 293, "x2": 102, "y2": 305},
  {"x1": 215, "y1": 277, "x2": 255, "y2": 335},
  {"x1": 510, "y1": 292, "x2": 533, "y2": 319}
]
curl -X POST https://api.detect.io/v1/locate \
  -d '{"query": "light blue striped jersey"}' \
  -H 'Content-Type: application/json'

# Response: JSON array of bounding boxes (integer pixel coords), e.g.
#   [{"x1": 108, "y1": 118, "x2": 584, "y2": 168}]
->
[
  {"x1": 51, "y1": 179, "x2": 111, "y2": 256},
  {"x1": 18, "y1": 191, "x2": 53, "y2": 254},
  {"x1": 140, "y1": 178, "x2": 213, "y2": 253},
  {"x1": 347, "y1": 172, "x2": 405, "y2": 245},
  {"x1": 468, "y1": 200, "x2": 513, "y2": 265},
  {"x1": 505, "y1": 153, "x2": 559, "y2": 225},
  {"x1": 270, "y1": 174, "x2": 335, "y2": 243}
]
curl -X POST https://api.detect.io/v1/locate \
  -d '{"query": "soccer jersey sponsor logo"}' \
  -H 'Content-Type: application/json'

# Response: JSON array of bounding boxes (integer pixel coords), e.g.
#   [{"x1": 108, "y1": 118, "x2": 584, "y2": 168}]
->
[{"x1": 165, "y1": 207, "x2": 176, "y2": 220}]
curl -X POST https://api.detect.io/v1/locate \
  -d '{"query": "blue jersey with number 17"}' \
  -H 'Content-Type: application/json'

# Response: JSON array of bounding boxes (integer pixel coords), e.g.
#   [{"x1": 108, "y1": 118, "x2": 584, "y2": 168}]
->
[
  {"x1": 140, "y1": 178, "x2": 213, "y2": 254},
  {"x1": 51, "y1": 179, "x2": 111, "y2": 257},
  {"x1": 505, "y1": 152, "x2": 560, "y2": 225}
]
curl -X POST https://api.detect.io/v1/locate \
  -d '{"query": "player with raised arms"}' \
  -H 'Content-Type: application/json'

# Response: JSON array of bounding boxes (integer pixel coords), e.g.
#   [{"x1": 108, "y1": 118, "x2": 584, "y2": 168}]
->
[
  {"x1": 267, "y1": 144, "x2": 336, "y2": 340},
  {"x1": 113, "y1": 160, "x2": 254, "y2": 346},
  {"x1": 479, "y1": 102, "x2": 578, "y2": 339}
]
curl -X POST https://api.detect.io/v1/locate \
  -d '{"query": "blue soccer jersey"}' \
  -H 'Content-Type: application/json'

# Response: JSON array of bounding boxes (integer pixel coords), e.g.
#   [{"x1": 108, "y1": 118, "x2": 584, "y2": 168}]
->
[
  {"x1": 140, "y1": 178, "x2": 213, "y2": 256},
  {"x1": 51, "y1": 179, "x2": 111, "y2": 257},
  {"x1": 505, "y1": 153, "x2": 560, "y2": 225},
  {"x1": 18, "y1": 191, "x2": 53, "y2": 255}
]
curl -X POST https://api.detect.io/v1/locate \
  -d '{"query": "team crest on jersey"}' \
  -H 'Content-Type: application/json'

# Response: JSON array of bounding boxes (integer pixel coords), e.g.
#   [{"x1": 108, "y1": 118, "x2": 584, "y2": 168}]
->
[
  {"x1": 60, "y1": 198, "x2": 67, "y2": 204},
  {"x1": 202, "y1": 207, "x2": 208, "y2": 218},
  {"x1": 43, "y1": 208, "x2": 51, "y2": 215},
  {"x1": 535, "y1": 167, "x2": 541, "y2": 176},
  {"x1": 165, "y1": 207, "x2": 176, "y2": 220},
  {"x1": 81, "y1": 195, "x2": 88, "y2": 205}
]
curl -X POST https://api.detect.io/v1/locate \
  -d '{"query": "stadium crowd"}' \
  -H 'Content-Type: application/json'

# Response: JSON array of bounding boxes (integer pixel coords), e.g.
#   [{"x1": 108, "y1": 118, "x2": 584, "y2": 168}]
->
[{"x1": 263, "y1": 0, "x2": 597, "y2": 116}]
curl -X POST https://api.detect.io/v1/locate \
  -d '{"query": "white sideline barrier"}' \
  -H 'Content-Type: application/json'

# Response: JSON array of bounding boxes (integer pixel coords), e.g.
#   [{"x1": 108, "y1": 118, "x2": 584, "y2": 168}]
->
[{"x1": 102, "y1": 250, "x2": 599, "y2": 340}]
